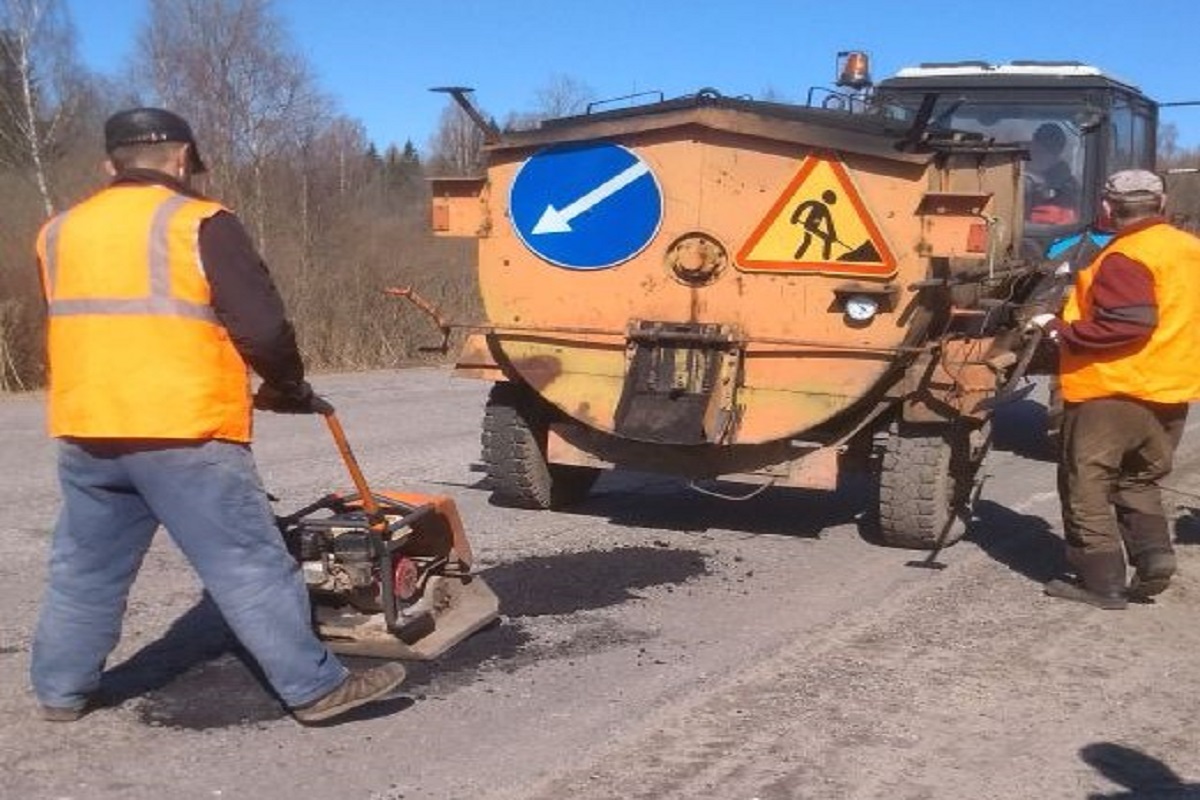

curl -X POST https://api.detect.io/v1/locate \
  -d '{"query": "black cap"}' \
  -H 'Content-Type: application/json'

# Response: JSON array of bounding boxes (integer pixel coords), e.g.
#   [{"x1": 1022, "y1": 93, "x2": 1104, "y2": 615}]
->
[{"x1": 104, "y1": 107, "x2": 206, "y2": 174}]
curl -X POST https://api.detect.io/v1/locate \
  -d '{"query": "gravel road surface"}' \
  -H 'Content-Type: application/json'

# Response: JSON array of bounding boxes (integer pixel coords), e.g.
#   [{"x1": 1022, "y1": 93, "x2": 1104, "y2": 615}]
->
[{"x1": 2, "y1": 368, "x2": 1200, "y2": 800}]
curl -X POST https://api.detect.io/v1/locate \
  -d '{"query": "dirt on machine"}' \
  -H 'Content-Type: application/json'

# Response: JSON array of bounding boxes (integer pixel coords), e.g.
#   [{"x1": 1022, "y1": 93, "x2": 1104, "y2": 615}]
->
[{"x1": 400, "y1": 53, "x2": 1163, "y2": 551}]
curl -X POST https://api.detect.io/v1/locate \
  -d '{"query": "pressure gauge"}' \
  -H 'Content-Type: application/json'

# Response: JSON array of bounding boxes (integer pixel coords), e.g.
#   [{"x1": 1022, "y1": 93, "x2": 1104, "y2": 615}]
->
[{"x1": 844, "y1": 294, "x2": 879, "y2": 322}]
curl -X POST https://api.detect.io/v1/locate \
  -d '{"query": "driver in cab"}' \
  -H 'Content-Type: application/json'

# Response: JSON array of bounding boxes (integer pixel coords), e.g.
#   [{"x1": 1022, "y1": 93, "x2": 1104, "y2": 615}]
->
[{"x1": 1026, "y1": 122, "x2": 1081, "y2": 225}]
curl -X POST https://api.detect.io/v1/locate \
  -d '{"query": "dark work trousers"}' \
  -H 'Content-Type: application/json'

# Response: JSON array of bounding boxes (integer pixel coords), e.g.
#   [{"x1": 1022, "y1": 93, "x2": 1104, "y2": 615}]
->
[{"x1": 1057, "y1": 397, "x2": 1188, "y2": 557}]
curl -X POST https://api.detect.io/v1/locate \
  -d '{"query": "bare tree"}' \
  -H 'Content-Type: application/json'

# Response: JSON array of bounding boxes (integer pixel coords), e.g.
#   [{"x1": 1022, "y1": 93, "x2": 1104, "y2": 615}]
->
[
  {"x1": 134, "y1": 0, "x2": 327, "y2": 251},
  {"x1": 503, "y1": 73, "x2": 594, "y2": 132},
  {"x1": 289, "y1": 114, "x2": 368, "y2": 278},
  {"x1": 1159, "y1": 129, "x2": 1200, "y2": 233},
  {"x1": 1159, "y1": 122, "x2": 1180, "y2": 163},
  {"x1": 534, "y1": 73, "x2": 593, "y2": 119},
  {"x1": 0, "y1": 0, "x2": 483, "y2": 389},
  {"x1": 426, "y1": 102, "x2": 488, "y2": 177},
  {"x1": 757, "y1": 86, "x2": 790, "y2": 103},
  {"x1": 0, "y1": 0, "x2": 83, "y2": 215}
]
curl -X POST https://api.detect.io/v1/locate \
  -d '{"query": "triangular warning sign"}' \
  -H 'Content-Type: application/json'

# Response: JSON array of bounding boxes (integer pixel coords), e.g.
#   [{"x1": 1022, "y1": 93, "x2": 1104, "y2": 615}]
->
[{"x1": 737, "y1": 153, "x2": 896, "y2": 277}]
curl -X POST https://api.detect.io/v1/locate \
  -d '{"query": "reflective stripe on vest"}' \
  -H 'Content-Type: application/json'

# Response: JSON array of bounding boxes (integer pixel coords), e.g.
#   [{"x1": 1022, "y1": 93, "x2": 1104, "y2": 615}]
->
[
  {"x1": 41, "y1": 194, "x2": 218, "y2": 322},
  {"x1": 39, "y1": 184, "x2": 252, "y2": 441}
]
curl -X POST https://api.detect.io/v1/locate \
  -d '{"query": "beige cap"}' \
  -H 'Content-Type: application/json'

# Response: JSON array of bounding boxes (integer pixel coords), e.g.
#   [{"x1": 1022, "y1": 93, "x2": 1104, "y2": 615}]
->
[{"x1": 1103, "y1": 169, "x2": 1164, "y2": 198}]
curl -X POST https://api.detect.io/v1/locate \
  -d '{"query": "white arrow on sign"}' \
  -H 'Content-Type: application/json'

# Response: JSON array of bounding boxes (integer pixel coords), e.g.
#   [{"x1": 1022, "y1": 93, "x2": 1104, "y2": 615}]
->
[{"x1": 531, "y1": 160, "x2": 651, "y2": 235}]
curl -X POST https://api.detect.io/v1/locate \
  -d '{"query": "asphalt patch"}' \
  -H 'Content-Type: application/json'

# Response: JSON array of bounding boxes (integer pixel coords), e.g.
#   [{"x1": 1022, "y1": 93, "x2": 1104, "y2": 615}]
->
[
  {"x1": 126, "y1": 546, "x2": 706, "y2": 730},
  {"x1": 480, "y1": 544, "x2": 709, "y2": 617},
  {"x1": 137, "y1": 650, "x2": 284, "y2": 729}
]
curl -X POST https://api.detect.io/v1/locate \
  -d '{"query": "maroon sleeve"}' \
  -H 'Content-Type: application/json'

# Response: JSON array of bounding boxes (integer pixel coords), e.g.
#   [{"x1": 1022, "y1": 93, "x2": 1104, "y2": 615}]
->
[
  {"x1": 1051, "y1": 252, "x2": 1156, "y2": 352},
  {"x1": 199, "y1": 211, "x2": 306, "y2": 388}
]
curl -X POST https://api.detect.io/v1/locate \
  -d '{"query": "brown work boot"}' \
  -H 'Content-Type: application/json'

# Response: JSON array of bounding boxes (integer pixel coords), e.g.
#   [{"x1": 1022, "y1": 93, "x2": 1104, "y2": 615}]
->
[
  {"x1": 1127, "y1": 550, "x2": 1176, "y2": 601},
  {"x1": 1044, "y1": 549, "x2": 1128, "y2": 610},
  {"x1": 39, "y1": 704, "x2": 88, "y2": 722},
  {"x1": 38, "y1": 693, "x2": 97, "y2": 722},
  {"x1": 1119, "y1": 508, "x2": 1175, "y2": 601},
  {"x1": 292, "y1": 663, "x2": 406, "y2": 724}
]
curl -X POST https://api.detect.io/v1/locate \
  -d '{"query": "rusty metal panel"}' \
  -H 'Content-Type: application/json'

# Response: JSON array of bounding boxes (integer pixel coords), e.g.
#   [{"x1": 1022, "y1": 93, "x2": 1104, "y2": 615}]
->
[
  {"x1": 472, "y1": 105, "x2": 1025, "y2": 447},
  {"x1": 903, "y1": 338, "x2": 1002, "y2": 423},
  {"x1": 452, "y1": 332, "x2": 504, "y2": 380},
  {"x1": 429, "y1": 177, "x2": 489, "y2": 238},
  {"x1": 917, "y1": 192, "x2": 993, "y2": 257},
  {"x1": 489, "y1": 103, "x2": 933, "y2": 166}
]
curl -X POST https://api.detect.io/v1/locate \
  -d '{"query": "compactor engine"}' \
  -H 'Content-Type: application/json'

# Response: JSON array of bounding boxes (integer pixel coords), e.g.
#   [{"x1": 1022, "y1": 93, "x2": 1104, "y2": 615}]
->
[{"x1": 277, "y1": 413, "x2": 498, "y2": 659}]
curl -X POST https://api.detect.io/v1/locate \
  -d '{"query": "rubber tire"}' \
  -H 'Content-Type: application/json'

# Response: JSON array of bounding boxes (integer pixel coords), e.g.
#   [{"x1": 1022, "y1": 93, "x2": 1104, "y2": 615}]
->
[
  {"x1": 481, "y1": 382, "x2": 600, "y2": 510},
  {"x1": 877, "y1": 422, "x2": 971, "y2": 550}
]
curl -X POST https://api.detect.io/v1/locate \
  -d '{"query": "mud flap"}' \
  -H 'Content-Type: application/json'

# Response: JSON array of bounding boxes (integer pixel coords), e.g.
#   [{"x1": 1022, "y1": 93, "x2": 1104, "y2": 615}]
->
[{"x1": 613, "y1": 321, "x2": 742, "y2": 444}]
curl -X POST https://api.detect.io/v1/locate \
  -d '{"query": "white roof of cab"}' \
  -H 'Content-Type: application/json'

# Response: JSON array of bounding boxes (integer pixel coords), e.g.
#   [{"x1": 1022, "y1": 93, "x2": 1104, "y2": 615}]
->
[
  {"x1": 895, "y1": 63, "x2": 1101, "y2": 78},
  {"x1": 890, "y1": 62, "x2": 1141, "y2": 91}
]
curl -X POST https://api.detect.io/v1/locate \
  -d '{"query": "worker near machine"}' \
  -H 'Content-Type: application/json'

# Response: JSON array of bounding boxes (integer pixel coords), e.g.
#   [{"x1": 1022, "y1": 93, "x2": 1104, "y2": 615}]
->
[
  {"x1": 1026, "y1": 122, "x2": 1081, "y2": 224},
  {"x1": 1036, "y1": 225, "x2": 1118, "y2": 446},
  {"x1": 1029, "y1": 169, "x2": 1200, "y2": 608},
  {"x1": 30, "y1": 108, "x2": 405, "y2": 723}
]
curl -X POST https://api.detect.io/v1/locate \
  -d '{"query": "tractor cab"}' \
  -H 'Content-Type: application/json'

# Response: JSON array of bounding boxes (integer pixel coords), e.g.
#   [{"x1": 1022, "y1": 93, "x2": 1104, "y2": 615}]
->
[{"x1": 872, "y1": 61, "x2": 1158, "y2": 256}]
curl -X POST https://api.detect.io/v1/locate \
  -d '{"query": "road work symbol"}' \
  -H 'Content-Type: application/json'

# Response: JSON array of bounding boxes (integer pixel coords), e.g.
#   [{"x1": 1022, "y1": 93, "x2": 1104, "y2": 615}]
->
[
  {"x1": 737, "y1": 153, "x2": 895, "y2": 276},
  {"x1": 791, "y1": 190, "x2": 840, "y2": 259},
  {"x1": 509, "y1": 141, "x2": 662, "y2": 270}
]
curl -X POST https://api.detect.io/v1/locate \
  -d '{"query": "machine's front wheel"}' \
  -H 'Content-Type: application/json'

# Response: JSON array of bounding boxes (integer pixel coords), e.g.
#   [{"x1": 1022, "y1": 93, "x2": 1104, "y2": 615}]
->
[
  {"x1": 876, "y1": 422, "x2": 973, "y2": 550},
  {"x1": 482, "y1": 382, "x2": 600, "y2": 510}
]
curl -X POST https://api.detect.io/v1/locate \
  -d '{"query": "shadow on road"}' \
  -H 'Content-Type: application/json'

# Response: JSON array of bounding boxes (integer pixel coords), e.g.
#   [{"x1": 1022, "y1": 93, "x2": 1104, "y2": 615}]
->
[
  {"x1": 96, "y1": 594, "x2": 287, "y2": 727},
  {"x1": 101, "y1": 594, "x2": 244, "y2": 704},
  {"x1": 1082, "y1": 741, "x2": 1200, "y2": 799},
  {"x1": 990, "y1": 397, "x2": 1056, "y2": 463},
  {"x1": 967, "y1": 499, "x2": 1066, "y2": 584},
  {"x1": 1174, "y1": 508, "x2": 1200, "y2": 546},
  {"x1": 546, "y1": 469, "x2": 867, "y2": 539}
]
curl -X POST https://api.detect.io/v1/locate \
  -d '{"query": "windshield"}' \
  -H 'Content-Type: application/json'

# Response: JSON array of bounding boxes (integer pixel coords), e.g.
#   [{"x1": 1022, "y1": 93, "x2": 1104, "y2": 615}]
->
[
  {"x1": 946, "y1": 103, "x2": 1085, "y2": 227},
  {"x1": 877, "y1": 96, "x2": 1090, "y2": 233}
]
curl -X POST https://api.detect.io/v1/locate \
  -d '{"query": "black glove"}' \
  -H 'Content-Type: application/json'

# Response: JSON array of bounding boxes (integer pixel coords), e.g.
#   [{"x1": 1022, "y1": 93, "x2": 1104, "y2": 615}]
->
[{"x1": 253, "y1": 381, "x2": 333, "y2": 415}]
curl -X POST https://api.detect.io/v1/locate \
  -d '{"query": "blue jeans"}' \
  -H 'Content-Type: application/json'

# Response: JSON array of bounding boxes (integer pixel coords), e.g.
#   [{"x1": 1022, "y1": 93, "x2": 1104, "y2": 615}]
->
[{"x1": 31, "y1": 439, "x2": 347, "y2": 710}]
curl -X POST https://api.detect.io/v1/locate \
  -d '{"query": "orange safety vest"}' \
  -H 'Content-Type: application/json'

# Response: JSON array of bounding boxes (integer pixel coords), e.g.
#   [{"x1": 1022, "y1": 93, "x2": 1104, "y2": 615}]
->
[
  {"x1": 1061, "y1": 221, "x2": 1200, "y2": 404},
  {"x1": 36, "y1": 182, "x2": 253, "y2": 441}
]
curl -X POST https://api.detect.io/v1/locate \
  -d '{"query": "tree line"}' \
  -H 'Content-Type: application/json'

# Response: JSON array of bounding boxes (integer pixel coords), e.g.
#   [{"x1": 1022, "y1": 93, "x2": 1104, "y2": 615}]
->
[
  {"x1": 0, "y1": 0, "x2": 593, "y2": 391},
  {"x1": 2, "y1": 0, "x2": 1199, "y2": 393}
]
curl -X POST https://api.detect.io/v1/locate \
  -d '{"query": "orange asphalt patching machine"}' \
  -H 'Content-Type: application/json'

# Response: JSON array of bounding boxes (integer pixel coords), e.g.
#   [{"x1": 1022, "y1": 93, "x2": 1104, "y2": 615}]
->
[{"x1": 275, "y1": 408, "x2": 499, "y2": 659}]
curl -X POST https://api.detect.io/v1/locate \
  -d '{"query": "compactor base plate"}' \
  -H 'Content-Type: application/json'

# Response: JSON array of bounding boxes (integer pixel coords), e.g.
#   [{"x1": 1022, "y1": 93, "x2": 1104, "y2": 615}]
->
[{"x1": 313, "y1": 575, "x2": 500, "y2": 660}]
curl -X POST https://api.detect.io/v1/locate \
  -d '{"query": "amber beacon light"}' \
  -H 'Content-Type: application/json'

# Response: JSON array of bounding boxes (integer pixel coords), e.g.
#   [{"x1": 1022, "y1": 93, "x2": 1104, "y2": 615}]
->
[{"x1": 836, "y1": 51, "x2": 872, "y2": 91}]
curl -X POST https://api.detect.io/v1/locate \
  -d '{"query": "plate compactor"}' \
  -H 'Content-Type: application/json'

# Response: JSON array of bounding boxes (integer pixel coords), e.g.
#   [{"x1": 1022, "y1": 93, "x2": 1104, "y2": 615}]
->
[{"x1": 275, "y1": 408, "x2": 499, "y2": 659}]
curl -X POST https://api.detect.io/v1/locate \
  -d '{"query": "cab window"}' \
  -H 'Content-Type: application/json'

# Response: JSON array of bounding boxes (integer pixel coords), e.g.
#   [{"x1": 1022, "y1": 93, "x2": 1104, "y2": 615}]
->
[
  {"x1": 1108, "y1": 96, "x2": 1155, "y2": 172},
  {"x1": 930, "y1": 102, "x2": 1085, "y2": 226}
]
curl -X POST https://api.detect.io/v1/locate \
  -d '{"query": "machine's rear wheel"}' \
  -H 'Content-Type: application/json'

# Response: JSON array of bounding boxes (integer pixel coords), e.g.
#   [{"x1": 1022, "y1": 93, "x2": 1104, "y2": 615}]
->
[
  {"x1": 482, "y1": 382, "x2": 600, "y2": 509},
  {"x1": 876, "y1": 422, "x2": 972, "y2": 550}
]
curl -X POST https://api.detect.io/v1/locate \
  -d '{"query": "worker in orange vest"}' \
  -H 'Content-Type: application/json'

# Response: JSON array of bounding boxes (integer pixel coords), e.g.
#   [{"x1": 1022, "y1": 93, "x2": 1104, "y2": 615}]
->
[
  {"x1": 1029, "y1": 169, "x2": 1200, "y2": 609},
  {"x1": 31, "y1": 108, "x2": 404, "y2": 723}
]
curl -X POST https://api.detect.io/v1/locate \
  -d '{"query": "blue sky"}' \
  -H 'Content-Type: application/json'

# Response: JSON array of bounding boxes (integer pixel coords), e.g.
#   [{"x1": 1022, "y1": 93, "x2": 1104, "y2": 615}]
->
[{"x1": 65, "y1": 0, "x2": 1200, "y2": 154}]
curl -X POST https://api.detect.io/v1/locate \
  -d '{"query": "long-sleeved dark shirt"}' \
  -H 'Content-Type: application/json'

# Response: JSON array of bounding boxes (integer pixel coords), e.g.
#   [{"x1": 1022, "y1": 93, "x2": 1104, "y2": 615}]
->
[
  {"x1": 112, "y1": 169, "x2": 305, "y2": 388},
  {"x1": 1046, "y1": 216, "x2": 1164, "y2": 353}
]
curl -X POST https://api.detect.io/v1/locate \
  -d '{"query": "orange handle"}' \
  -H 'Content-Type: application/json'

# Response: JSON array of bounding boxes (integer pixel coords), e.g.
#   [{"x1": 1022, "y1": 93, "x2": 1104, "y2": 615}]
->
[{"x1": 322, "y1": 411, "x2": 384, "y2": 525}]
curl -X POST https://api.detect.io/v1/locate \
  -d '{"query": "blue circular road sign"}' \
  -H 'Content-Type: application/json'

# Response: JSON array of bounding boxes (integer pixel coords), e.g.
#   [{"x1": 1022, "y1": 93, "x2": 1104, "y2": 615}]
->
[{"x1": 509, "y1": 141, "x2": 662, "y2": 270}]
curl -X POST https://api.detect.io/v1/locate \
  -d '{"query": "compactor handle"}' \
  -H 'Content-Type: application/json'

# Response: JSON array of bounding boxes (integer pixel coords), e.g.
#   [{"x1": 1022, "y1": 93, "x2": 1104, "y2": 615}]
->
[{"x1": 320, "y1": 408, "x2": 385, "y2": 526}]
